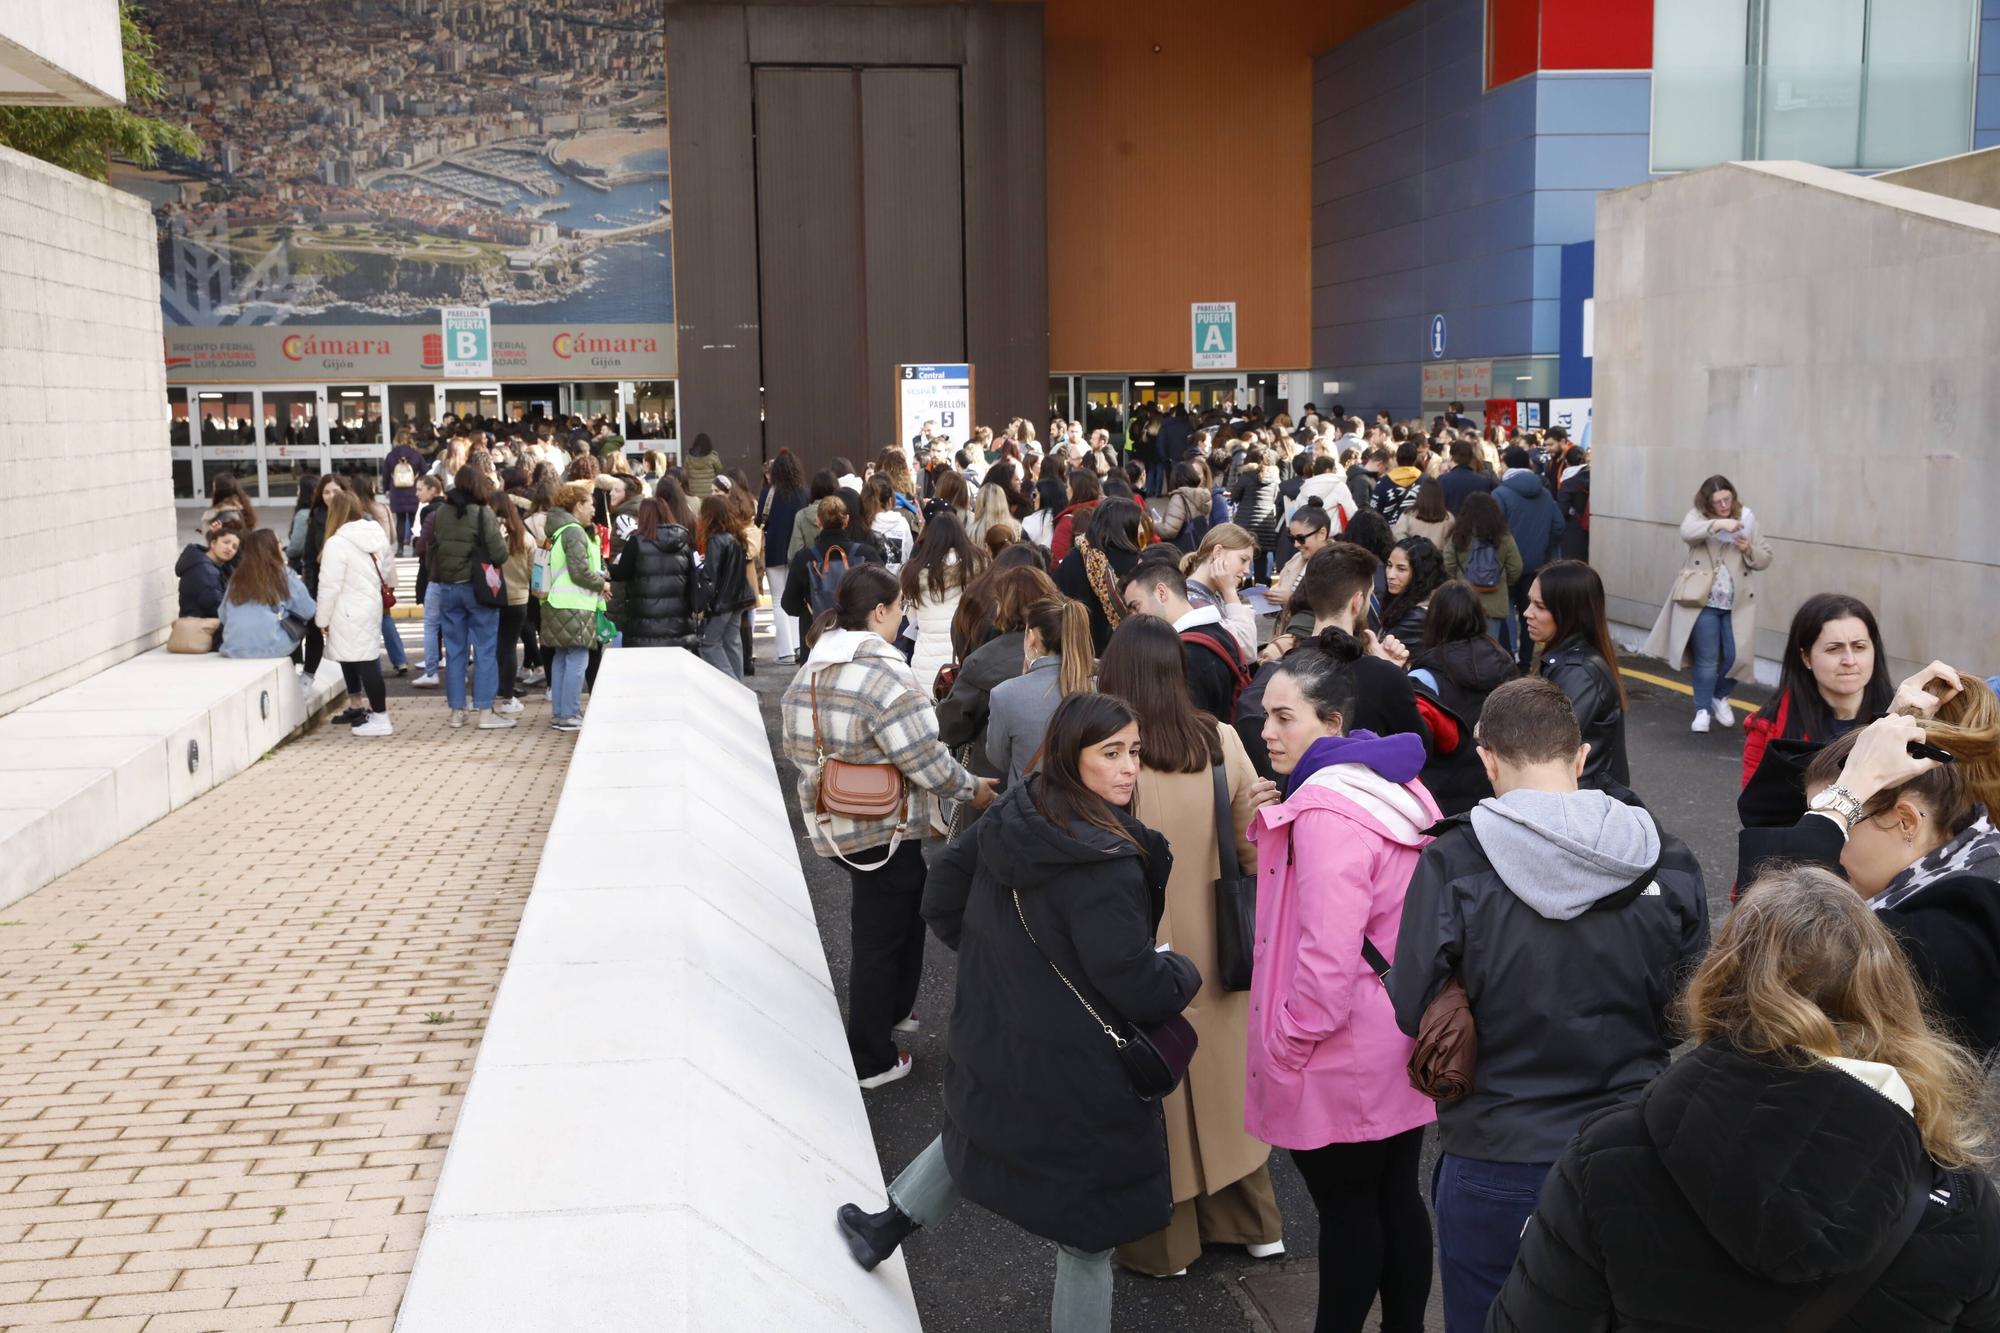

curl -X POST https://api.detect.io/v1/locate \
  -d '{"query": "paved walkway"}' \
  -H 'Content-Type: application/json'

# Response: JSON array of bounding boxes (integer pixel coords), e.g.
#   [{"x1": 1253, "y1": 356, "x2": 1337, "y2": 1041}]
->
[{"x1": 0, "y1": 695, "x2": 571, "y2": 1330}]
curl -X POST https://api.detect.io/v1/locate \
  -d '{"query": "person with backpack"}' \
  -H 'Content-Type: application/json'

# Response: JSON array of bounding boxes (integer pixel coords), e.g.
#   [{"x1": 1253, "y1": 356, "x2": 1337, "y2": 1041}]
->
[
  {"x1": 1226, "y1": 446, "x2": 1283, "y2": 583},
  {"x1": 780, "y1": 495, "x2": 880, "y2": 630},
  {"x1": 381, "y1": 429, "x2": 426, "y2": 555},
  {"x1": 1390, "y1": 677, "x2": 1709, "y2": 1333},
  {"x1": 1441, "y1": 491, "x2": 1522, "y2": 653},
  {"x1": 1370, "y1": 440, "x2": 1424, "y2": 523},
  {"x1": 1489, "y1": 863, "x2": 2000, "y2": 1333},
  {"x1": 1153, "y1": 462, "x2": 1213, "y2": 553},
  {"x1": 1555, "y1": 445, "x2": 1590, "y2": 562},
  {"x1": 1120, "y1": 557, "x2": 1254, "y2": 725},
  {"x1": 428, "y1": 465, "x2": 515, "y2": 731},
  {"x1": 540, "y1": 481, "x2": 609, "y2": 733}
]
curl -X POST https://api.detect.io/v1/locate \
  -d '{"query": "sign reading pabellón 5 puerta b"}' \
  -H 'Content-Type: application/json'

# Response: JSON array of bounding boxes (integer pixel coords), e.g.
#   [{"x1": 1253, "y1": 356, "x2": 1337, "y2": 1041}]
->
[
  {"x1": 898, "y1": 364, "x2": 975, "y2": 452},
  {"x1": 440, "y1": 307, "x2": 492, "y2": 378}
]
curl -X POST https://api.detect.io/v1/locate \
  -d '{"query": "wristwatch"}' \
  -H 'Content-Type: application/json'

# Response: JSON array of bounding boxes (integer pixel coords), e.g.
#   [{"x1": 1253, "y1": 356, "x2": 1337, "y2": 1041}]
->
[{"x1": 1808, "y1": 784, "x2": 1865, "y2": 833}]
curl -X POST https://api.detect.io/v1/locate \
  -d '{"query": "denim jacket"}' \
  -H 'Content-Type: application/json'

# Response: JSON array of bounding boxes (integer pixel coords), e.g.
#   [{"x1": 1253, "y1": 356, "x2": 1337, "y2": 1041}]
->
[{"x1": 218, "y1": 571, "x2": 317, "y2": 658}]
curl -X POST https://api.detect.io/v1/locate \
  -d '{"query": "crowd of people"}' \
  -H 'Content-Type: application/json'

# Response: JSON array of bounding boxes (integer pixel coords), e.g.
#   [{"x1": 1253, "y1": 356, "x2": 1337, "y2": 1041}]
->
[{"x1": 758, "y1": 404, "x2": 2000, "y2": 1333}]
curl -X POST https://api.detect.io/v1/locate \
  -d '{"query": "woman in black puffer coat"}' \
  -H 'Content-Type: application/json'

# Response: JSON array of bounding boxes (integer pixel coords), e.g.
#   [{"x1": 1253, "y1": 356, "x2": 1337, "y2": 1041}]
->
[
  {"x1": 609, "y1": 497, "x2": 698, "y2": 650},
  {"x1": 1490, "y1": 865, "x2": 2000, "y2": 1333}
]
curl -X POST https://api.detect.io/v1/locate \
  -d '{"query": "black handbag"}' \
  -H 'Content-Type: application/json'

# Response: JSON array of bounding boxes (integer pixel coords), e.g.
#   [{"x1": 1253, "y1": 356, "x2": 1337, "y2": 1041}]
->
[
  {"x1": 1012, "y1": 887, "x2": 1197, "y2": 1101},
  {"x1": 1211, "y1": 762, "x2": 1256, "y2": 991}
]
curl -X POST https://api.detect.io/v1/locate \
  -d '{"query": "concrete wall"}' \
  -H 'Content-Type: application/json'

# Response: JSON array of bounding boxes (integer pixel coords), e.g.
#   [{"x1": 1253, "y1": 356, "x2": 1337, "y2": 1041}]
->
[
  {"x1": 1879, "y1": 144, "x2": 2000, "y2": 211},
  {"x1": 1592, "y1": 160, "x2": 2000, "y2": 678},
  {"x1": 1310, "y1": 0, "x2": 1653, "y2": 419},
  {"x1": 0, "y1": 144, "x2": 176, "y2": 718},
  {"x1": 0, "y1": 0, "x2": 124, "y2": 106},
  {"x1": 397, "y1": 648, "x2": 921, "y2": 1333}
]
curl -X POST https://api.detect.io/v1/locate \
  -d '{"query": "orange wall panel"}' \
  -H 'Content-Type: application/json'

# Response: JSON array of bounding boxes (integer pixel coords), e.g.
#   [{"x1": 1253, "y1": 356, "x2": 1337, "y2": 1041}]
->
[{"x1": 1043, "y1": 0, "x2": 1414, "y2": 374}]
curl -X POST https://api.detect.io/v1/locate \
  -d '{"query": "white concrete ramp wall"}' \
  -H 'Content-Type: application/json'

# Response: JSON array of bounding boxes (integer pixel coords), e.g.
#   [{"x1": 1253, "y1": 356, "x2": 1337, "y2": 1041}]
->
[
  {"x1": 1591, "y1": 160, "x2": 2000, "y2": 677},
  {"x1": 395, "y1": 649, "x2": 921, "y2": 1333}
]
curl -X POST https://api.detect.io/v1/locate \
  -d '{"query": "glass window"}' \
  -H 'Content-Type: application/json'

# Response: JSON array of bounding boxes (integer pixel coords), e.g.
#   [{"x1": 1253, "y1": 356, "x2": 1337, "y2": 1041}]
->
[
  {"x1": 168, "y1": 388, "x2": 195, "y2": 501},
  {"x1": 326, "y1": 385, "x2": 386, "y2": 483},
  {"x1": 262, "y1": 389, "x2": 322, "y2": 500},
  {"x1": 624, "y1": 380, "x2": 677, "y2": 447},
  {"x1": 1048, "y1": 377, "x2": 1073, "y2": 425},
  {"x1": 1652, "y1": 0, "x2": 1974, "y2": 171},
  {"x1": 387, "y1": 384, "x2": 434, "y2": 438},
  {"x1": 1860, "y1": 0, "x2": 1977, "y2": 169},
  {"x1": 569, "y1": 381, "x2": 616, "y2": 428},
  {"x1": 1652, "y1": 0, "x2": 1750, "y2": 171},
  {"x1": 196, "y1": 389, "x2": 259, "y2": 499},
  {"x1": 442, "y1": 384, "x2": 503, "y2": 424}
]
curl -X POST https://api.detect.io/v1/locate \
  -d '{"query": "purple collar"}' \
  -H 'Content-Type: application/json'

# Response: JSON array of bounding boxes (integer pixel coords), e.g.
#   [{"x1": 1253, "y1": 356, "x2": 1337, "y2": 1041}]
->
[{"x1": 1284, "y1": 729, "x2": 1427, "y2": 798}]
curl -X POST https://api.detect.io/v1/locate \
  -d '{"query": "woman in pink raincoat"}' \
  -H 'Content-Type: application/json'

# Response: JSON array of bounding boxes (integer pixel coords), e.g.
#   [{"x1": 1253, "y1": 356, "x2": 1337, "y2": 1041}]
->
[{"x1": 1247, "y1": 626, "x2": 1439, "y2": 1333}]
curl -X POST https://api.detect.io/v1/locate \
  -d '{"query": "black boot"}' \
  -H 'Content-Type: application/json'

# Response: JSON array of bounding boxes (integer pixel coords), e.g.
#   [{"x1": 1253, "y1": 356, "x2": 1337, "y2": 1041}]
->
[{"x1": 836, "y1": 1201, "x2": 917, "y2": 1272}]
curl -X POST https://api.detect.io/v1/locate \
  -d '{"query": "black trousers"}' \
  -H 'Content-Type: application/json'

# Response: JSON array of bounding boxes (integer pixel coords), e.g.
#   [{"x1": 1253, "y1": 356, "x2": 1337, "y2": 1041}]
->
[
  {"x1": 843, "y1": 840, "x2": 927, "y2": 1078},
  {"x1": 521, "y1": 599, "x2": 543, "y2": 672},
  {"x1": 739, "y1": 608, "x2": 755, "y2": 673},
  {"x1": 497, "y1": 602, "x2": 527, "y2": 699},
  {"x1": 338, "y1": 659, "x2": 386, "y2": 713},
  {"x1": 296, "y1": 622, "x2": 324, "y2": 677},
  {"x1": 1290, "y1": 1126, "x2": 1433, "y2": 1333}
]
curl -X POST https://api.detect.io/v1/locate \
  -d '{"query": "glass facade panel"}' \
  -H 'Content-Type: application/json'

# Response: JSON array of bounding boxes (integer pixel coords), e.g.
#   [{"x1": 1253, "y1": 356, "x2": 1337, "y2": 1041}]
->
[
  {"x1": 1652, "y1": 0, "x2": 1973, "y2": 172},
  {"x1": 1860, "y1": 0, "x2": 1978, "y2": 169},
  {"x1": 326, "y1": 386, "x2": 386, "y2": 484},
  {"x1": 196, "y1": 390, "x2": 259, "y2": 498},
  {"x1": 262, "y1": 389, "x2": 322, "y2": 500},
  {"x1": 1651, "y1": 0, "x2": 1750, "y2": 171},
  {"x1": 168, "y1": 388, "x2": 196, "y2": 501}
]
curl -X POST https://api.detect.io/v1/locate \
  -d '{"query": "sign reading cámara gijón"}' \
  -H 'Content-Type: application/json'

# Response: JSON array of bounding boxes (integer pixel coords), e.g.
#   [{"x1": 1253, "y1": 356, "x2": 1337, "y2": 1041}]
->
[
  {"x1": 440, "y1": 306, "x2": 493, "y2": 378},
  {"x1": 1192, "y1": 301, "x2": 1237, "y2": 369},
  {"x1": 898, "y1": 364, "x2": 975, "y2": 457}
]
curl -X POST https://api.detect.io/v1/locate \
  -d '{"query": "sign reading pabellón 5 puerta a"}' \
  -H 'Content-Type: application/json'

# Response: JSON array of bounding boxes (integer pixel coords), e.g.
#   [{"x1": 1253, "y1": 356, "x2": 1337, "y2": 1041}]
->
[
  {"x1": 119, "y1": 0, "x2": 676, "y2": 384},
  {"x1": 897, "y1": 364, "x2": 975, "y2": 452},
  {"x1": 1192, "y1": 302, "x2": 1237, "y2": 370}
]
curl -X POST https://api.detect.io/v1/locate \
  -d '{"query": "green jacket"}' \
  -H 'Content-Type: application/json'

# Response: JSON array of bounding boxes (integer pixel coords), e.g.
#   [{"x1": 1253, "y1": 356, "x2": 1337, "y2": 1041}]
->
[{"x1": 427, "y1": 495, "x2": 505, "y2": 586}]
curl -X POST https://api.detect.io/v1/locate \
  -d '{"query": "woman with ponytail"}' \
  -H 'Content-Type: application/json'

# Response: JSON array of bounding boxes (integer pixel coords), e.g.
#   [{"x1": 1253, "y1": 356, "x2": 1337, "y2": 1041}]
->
[
  {"x1": 1096, "y1": 615, "x2": 1290, "y2": 1280},
  {"x1": 985, "y1": 597, "x2": 1094, "y2": 789}
]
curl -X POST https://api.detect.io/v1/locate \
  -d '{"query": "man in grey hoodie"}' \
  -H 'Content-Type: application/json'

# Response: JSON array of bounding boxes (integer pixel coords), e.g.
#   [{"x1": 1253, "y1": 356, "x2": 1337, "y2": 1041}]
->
[{"x1": 1390, "y1": 677, "x2": 1709, "y2": 1333}]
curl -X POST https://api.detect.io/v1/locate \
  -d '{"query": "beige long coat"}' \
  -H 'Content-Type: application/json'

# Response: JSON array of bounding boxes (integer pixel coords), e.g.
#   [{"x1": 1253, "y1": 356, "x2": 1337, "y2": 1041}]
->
[
  {"x1": 1641, "y1": 508, "x2": 1776, "y2": 671},
  {"x1": 1131, "y1": 723, "x2": 1269, "y2": 1202}
]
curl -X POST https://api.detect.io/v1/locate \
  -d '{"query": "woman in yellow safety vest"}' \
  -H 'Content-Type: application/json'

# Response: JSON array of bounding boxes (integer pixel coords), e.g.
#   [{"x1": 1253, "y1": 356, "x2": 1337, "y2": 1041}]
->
[{"x1": 540, "y1": 480, "x2": 609, "y2": 733}]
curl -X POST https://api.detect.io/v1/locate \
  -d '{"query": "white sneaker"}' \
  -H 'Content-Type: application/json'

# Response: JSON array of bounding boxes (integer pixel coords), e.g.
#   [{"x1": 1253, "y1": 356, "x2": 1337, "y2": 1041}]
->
[
  {"x1": 413, "y1": 673, "x2": 440, "y2": 688},
  {"x1": 478, "y1": 710, "x2": 517, "y2": 730},
  {"x1": 891, "y1": 1014, "x2": 921, "y2": 1035},
  {"x1": 858, "y1": 1053, "x2": 913, "y2": 1090},
  {"x1": 1246, "y1": 1240, "x2": 1286, "y2": 1260},
  {"x1": 1691, "y1": 711, "x2": 1711, "y2": 734},
  {"x1": 495, "y1": 696, "x2": 524, "y2": 716},
  {"x1": 449, "y1": 709, "x2": 467, "y2": 729},
  {"x1": 1712, "y1": 699, "x2": 1736, "y2": 729},
  {"x1": 351, "y1": 713, "x2": 393, "y2": 738}
]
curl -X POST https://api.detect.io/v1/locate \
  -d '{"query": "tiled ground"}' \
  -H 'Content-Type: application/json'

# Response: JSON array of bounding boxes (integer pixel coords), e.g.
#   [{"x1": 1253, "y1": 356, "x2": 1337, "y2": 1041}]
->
[{"x1": 0, "y1": 695, "x2": 572, "y2": 1330}]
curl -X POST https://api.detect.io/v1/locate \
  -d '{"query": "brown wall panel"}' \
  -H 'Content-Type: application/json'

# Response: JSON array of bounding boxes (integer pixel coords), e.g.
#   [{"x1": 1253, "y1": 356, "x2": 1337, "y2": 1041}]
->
[
  {"x1": 963, "y1": 5, "x2": 1051, "y2": 433},
  {"x1": 860, "y1": 68, "x2": 966, "y2": 455},
  {"x1": 665, "y1": 6, "x2": 762, "y2": 464},
  {"x1": 754, "y1": 67, "x2": 870, "y2": 467},
  {"x1": 1040, "y1": 0, "x2": 1415, "y2": 374}
]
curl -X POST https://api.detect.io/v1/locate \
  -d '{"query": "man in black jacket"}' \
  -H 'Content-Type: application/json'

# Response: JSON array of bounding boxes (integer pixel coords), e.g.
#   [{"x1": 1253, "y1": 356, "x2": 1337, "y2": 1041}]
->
[
  {"x1": 1119, "y1": 557, "x2": 1251, "y2": 723},
  {"x1": 1390, "y1": 677, "x2": 1709, "y2": 1333}
]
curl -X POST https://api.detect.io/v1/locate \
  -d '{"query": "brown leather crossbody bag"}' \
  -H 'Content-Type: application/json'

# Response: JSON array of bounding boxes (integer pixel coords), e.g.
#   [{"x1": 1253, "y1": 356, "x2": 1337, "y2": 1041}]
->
[{"x1": 811, "y1": 674, "x2": 911, "y2": 871}]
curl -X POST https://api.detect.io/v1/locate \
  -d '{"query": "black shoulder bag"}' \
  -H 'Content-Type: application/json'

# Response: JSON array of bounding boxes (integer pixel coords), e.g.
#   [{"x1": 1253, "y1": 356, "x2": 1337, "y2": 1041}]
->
[
  {"x1": 1211, "y1": 762, "x2": 1256, "y2": 992},
  {"x1": 1784, "y1": 1173, "x2": 1931, "y2": 1332},
  {"x1": 1012, "y1": 887, "x2": 1197, "y2": 1101}
]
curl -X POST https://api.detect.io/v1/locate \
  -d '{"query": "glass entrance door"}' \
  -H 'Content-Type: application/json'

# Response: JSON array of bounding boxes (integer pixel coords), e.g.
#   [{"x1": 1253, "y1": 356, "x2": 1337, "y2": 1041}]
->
[
  {"x1": 439, "y1": 383, "x2": 503, "y2": 425},
  {"x1": 1188, "y1": 376, "x2": 1242, "y2": 413},
  {"x1": 1081, "y1": 377, "x2": 1126, "y2": 447},
  {"x1": 260, "y1": 387, "x2": 325, "y2": 501},
  {"x1": 326, "y1": 384, "x2": 387, "y2": 485},
  {"x1": 502, "y1": 382, "x2": 562, "y2": 427},
  {"x1": 193, "y1": 388, "x2": 261, "y2": 500}
]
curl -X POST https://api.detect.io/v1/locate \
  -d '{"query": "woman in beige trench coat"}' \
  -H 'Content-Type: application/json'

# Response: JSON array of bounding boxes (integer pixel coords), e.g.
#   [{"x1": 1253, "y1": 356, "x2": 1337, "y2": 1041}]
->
[
  {"x1": 1640, "y1": 473, "x2": 1775, "y2": 733},
  {"x1": 1098, "y1": 617, "x2": 1286, "y2": 1277}
]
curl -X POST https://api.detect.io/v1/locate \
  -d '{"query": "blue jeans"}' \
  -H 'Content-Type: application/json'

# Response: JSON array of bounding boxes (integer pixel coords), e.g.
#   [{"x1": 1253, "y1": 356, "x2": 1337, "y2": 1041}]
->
[
  {"x1": 548, "y1": 646, "x2": 589, "y2": 722},
  {"x1": 380, "y1": 610, "x2": 407, "y2": 669},
  {"x1": 1487, "y1": 616, "x2": 1516, "y2": 656},
  {"x1": 889, "y1": 1133, "x2": 1113, "y2": 1333},
  {"x1": 1433, "y1": 1153, "x2": 1552, "y2": 1333},
  {"x1": 1690, "y1": 605, "x2": 1736, "y2": 713},
  {"x1": 436, "y1": 582, "x2": 499, "y2": 711},
  {"x1": 422, "y1": 584, "x2": 443, "y2": 675}
]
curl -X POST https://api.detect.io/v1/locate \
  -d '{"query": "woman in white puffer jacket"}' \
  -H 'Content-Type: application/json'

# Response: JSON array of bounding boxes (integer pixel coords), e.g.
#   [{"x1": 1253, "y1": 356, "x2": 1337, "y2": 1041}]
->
[
  {"x1": 901, "y1": 512, "x2": 986, "y2": 698},
  {"x1": 315, "y1": 491, "x2": 397, "y2": 737}
]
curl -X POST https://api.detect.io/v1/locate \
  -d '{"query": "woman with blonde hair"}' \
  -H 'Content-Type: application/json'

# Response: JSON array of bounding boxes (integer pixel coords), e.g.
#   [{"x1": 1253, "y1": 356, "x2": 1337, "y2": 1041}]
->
[
  {"x1": 967, "y1": 476, "x2": 1022, "y2": 551},
  {"x1": 983, "y1": 596, "x2": 1093, "y2": 789},
  {"x1": 1491, "y1": 864, "x2": 2000, "y2": 1332},
  {"x1": 1180, "y1": 523, "x2": 1258, "y2": 659}
]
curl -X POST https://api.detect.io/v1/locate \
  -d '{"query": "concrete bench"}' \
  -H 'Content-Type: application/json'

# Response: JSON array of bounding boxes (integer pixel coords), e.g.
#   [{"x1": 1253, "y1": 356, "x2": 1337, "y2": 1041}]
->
[
  {"x1": 395, "y1": 648, "x2": 922, "y2": 1332},
  {"x1": 0, "y1": 647, "x2": 343, "y2": 908}
]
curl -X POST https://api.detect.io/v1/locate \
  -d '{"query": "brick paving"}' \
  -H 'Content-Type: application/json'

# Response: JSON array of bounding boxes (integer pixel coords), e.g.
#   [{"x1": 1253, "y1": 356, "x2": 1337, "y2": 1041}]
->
[{"x1": 0, "y1": 696, "x2": 572, "y2": 1330}]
